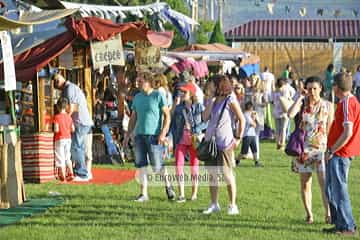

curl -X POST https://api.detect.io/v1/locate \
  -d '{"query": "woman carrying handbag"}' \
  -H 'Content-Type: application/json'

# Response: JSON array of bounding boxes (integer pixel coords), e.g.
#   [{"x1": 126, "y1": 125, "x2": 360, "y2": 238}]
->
[
  {"x1": 288, "y1": 76, "x2": 334, "y2": 224},
  {"x1": 201, "y1": 75, "x2": 245, "y2": 215}
]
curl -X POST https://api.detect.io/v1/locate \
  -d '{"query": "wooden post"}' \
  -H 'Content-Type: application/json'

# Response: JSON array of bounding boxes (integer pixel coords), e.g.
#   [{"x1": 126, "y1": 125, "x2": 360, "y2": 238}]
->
[
  {"x1": 38, "y1": 77, "x2": 46, "y2": 132},
  {"x1": 272, "y1": 40, "x2": 276, "y2": 76},
  {"x1": 301, "y1": 39, "x2": 305, "y2": 78},
  {"x1": 50, "y1": 76, "x2": 54, "y2": 119},
  {"x1": 284, "y1": 45, "x2": 300, "y2": 79},
  {"x1": 84, "y1": 67, "x2": 93, "y2": 117},
  {"x1": 117, "y1": 67, "x2": 125, "y2": 120},
  {"x1": 32, "y1": 73, "x2": 40, "y2": 132}
]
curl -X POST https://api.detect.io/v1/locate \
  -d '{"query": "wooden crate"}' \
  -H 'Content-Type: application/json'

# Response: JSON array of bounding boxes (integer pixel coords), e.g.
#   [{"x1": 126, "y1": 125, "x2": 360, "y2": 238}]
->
[{"x1": 21, "y1": 132, "x2": 55, "y2": 183}]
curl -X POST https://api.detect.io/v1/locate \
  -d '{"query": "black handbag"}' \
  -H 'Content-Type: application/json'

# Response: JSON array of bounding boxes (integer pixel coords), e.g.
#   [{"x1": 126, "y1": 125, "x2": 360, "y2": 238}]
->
[{"x1": 197, "y1": 97, "x2": 229, "y2": 162}]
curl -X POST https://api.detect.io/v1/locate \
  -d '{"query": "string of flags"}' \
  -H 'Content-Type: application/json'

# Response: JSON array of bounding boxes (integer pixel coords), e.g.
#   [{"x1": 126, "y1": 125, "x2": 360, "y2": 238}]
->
[{"x1": 250, "y1": 0, "x2": 360, "y2": 18}]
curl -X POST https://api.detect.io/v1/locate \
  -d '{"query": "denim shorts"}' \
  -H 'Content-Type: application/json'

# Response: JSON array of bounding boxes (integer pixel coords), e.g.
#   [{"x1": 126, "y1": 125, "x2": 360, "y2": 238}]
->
[{"x1": 134, "y1": 135, "x2": 164, "y2": 172}]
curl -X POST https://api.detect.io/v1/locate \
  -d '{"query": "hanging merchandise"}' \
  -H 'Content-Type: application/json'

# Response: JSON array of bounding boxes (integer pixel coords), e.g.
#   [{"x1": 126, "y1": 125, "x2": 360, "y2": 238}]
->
[
  {"x1": 299, "y1": 7, "x2": 307, "y2": 17},
  {"x1": 267, "y1": 3, "x2": 275, "y2": 15},
  {"x1": 334, "y1": 9, "x2": 341, "y2": 18},
  {"x1": 317, "y1": 8, "x2": 324, "y2": 16}
]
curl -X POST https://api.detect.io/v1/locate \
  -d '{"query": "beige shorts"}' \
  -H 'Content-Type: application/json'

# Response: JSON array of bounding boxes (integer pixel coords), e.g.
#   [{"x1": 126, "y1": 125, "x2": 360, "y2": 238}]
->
[{"x1": 205, "y1": 147, "x2": 236, "y2": 169}]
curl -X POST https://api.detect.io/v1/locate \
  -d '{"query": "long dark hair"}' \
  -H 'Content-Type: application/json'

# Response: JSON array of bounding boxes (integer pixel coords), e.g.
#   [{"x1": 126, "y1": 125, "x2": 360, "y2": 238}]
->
[{"x1": 327, "y1": 64, "x2": 334, "y2": 72}]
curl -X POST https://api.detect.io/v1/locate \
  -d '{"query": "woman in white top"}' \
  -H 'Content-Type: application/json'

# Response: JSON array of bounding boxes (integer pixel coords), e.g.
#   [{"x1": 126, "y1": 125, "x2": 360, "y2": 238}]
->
[
  {"x1": 250, "y1": 74, "x2": 266, "y2": 160},
  {"x1": 272, "y1": 78, "x2": 291, "y2": 149}
]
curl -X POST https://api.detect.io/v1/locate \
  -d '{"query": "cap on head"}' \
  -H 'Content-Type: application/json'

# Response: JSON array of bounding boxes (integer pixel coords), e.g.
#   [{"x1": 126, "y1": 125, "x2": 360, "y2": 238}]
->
[{"x1": 178, "y1": 82, "x2": 196, "y2": 96}]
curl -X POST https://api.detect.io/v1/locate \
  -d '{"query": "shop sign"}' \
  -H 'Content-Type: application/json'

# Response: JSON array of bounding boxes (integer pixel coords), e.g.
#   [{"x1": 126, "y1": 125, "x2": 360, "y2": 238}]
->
[
  {"x1": 0, "y1": 31, "x2": 16, "y2": 91},
  {"x1": 90, "y1": 34, "x2": 125, "y2": 69},
  {"x1": 135, "y1": 41, "x2": 161, "y2": 67}
]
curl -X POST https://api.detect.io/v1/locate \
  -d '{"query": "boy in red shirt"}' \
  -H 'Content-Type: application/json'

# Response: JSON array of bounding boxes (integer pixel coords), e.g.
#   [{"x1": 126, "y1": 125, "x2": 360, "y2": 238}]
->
[
  {"x1": 54, "y1": 97, "x2": 75, "y2": 182},
  {"x1": 324, "y1": 72, "x2": 360, "y2": 236}
]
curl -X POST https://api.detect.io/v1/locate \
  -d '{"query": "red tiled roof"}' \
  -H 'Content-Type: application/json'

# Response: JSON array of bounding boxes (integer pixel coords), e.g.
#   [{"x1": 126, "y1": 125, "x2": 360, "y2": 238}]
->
[{"x1": 225, "y1": 19, "x2": 360, "y2": 40}]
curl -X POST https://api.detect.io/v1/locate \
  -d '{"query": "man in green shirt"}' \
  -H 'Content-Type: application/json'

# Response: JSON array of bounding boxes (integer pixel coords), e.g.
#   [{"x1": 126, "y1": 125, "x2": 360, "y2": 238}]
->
[
  {"x1": 282, "y1": 64, "x2": 292, "y2": 79},
  {"x1": 124, "y1": 71, "x2": 175, "y2": 202}
]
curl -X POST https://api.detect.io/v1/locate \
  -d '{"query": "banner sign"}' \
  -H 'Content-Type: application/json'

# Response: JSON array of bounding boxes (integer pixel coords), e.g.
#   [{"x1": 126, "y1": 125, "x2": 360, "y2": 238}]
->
[
  {"x1": 135, "y1": 41, "x2": 161, "y2": 67},
  {"x1": 90, "y1": 34, "x2": 125, "y2": 69},
  {"x1": 333, "y1": 42, "x2": 343, "y2": 72},
  {"x1": 0, "y1": 31, "x2": 16, "y2": 91}
]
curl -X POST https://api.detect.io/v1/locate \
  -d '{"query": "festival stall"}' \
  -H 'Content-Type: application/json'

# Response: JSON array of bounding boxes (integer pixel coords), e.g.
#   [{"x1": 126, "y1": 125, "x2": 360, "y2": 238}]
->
[
  {"x1": 0, "y1": 8, "x2": 79, "y2": 207},
  {"x1": 166, "y1": 43, "x2": 260, "y2": 76},
  {"x1": 0, "y1": 15, "x2": 173, "y2": 183}
]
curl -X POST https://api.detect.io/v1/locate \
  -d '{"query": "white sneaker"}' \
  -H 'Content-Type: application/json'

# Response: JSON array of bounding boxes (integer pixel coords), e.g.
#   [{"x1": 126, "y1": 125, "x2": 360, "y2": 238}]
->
[
  {"x1": 227, "y1": 204, "x2": 239, "y2": 215},
  {"x1": 73, "y1": 176, "x2": 89, "y2": 182},
  {"x1": 202, "y1": 203, "x2": 221, "y2": 214},
  {"x1": 134, "y1": 194, "x2": 149, "y2": 202},
  {"x1": 87, "y1": 172, "x2": 93, "y2": 180}
]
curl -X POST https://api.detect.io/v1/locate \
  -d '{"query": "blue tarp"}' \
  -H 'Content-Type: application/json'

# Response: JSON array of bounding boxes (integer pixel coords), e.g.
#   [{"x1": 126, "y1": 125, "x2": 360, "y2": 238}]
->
[{"x1": 242, "y1": 63, "x2": 260, "y2": 76}]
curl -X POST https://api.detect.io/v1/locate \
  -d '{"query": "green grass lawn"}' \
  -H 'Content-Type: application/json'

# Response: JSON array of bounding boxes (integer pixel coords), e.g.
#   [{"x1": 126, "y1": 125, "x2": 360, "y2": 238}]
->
[{"x1": 1, "y1": 141, "x2": 359, "y2": 240}]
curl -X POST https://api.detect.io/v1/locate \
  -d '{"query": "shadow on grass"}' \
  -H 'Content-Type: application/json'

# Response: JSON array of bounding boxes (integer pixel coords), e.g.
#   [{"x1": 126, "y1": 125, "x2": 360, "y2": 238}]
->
[{"x1": 18, "y1": 216, "x2": 322, "y2": 235}]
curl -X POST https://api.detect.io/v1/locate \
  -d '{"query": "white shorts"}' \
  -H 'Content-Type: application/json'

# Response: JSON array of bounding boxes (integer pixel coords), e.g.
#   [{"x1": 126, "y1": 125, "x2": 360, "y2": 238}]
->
[
  {"x1": 55, "y1": 139, "x2": 72, "y2": 168},
  {"x1": 294, "y1": 151, "x2": 325, "y2": 173}
]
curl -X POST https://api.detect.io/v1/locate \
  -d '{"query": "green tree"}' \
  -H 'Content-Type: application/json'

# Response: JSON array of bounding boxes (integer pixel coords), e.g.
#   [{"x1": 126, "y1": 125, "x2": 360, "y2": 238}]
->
[
  {"x1": 195, "y1": 20, "x2": 214, "y2": 44},
  {"x1": 209, "y1": 20, "x2": 227, "y2": 44}
]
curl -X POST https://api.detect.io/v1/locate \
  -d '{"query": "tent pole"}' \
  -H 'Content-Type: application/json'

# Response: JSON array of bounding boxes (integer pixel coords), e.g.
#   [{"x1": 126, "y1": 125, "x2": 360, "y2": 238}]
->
[{"x1": 301, "y1": 38, "x2": 304, "y2": 78}]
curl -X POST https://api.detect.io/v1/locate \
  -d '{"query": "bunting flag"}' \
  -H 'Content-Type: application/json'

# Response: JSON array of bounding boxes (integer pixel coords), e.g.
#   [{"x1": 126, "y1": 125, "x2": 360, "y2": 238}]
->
[
  {"x1": 317, "y1": 8, "x2": 324, "y2": 16},
  {"x1": 285, "y1": 5, "x2": 290, "y2": 14},
  {"x1": 353, "y1": 9, "x2": 359, "y2": 17},
  {"x1": 299, "y1": 7, "x2": 306, "y2": 17},
  {"x1": 267, "y1": 3, "x2": 275, "y2": 15},
  {"x1": 334, "y1": 9, "x2": 341, "y2": 18},
  {"x1": 161, "y1": 6, "x2": 191, "y2": 41}
]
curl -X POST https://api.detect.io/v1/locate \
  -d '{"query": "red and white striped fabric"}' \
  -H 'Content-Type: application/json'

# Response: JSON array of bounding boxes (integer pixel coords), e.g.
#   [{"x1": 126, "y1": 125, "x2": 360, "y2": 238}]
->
[{"x1": 21, "y1": 133, "x2": 55, "y2": 183}]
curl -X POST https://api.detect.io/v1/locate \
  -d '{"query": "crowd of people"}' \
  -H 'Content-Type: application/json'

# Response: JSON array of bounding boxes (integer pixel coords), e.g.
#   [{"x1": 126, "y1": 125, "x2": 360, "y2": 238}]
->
[{"x1": 50, "y1": 62, "x2": 360, "y2": 236}]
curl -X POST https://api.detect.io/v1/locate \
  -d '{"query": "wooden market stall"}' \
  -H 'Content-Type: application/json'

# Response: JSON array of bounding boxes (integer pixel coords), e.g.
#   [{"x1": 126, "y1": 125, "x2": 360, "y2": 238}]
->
[
  {"x1": 0, "y1": 11, "x2": 77, "y2": 207},
  {"x1": 0, "y1": 16, "x2": 173, "y2": 183}
]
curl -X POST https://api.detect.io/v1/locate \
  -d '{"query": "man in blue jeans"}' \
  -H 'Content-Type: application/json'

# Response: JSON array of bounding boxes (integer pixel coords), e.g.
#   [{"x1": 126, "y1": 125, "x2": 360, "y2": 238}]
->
[
  {"x1": 53, "y1": 73, "x2": 93, "y2": 181},
  {"x1": 123, "y1": 71, "x2": 175, "y2": 202},
  {"x1": 324, "y1": 72, "x2": 360, "y2": 236}
]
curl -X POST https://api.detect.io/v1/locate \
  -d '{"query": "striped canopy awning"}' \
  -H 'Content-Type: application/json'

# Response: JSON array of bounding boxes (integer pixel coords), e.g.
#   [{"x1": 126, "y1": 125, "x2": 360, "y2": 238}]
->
[{"x1": 225, "y1": 19, "x2": 360, "y2": 40}]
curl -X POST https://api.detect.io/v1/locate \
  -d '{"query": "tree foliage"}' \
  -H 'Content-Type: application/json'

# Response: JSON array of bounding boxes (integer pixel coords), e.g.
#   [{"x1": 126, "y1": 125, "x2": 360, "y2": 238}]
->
[
  {"x1": 209, "y1": 20, "x2": 227, "y2": 44},
  {"x1": 195, "y1": 20, "x2": 214, "y2": 44}
]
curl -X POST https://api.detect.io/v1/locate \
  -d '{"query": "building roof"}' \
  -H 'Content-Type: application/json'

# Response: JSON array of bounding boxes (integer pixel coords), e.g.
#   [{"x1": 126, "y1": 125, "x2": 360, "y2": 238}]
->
[{"x1": 225, "y1": 19, "x2": 360, "y2": 40}]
